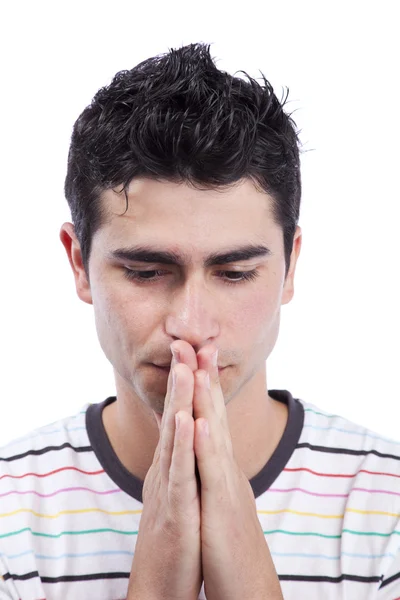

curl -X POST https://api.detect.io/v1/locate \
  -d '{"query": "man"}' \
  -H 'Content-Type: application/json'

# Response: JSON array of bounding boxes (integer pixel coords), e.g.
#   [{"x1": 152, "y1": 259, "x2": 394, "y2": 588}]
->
[{"x1": 0, "y1": 42, "x2": 399, "y2": 600}]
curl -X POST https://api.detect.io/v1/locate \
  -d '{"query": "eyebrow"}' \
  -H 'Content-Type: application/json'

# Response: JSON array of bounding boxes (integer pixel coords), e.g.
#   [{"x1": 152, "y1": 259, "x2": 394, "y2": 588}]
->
[{"x1": 108, "y1": 244, "x2": 272, "y2": 267}]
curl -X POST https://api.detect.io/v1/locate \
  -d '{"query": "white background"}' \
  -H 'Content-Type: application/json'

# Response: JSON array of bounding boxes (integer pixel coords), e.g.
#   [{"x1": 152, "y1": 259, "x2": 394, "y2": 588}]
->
[{"x1": 0, "y1": 1, "x2": 399, "y2": 445}]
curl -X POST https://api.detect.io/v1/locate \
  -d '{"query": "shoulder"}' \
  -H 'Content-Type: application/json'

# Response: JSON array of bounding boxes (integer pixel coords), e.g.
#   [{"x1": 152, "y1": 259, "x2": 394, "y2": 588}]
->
[
  {"x1": 0, "y1": 404, "x2": 95, "y2": 598},
  {"x1": 293, "y1": 397, "x2": 400, "y2": 490},
  {"x1": 282, "y1": 399, "x2": 400, "y2": 594},
  {"x1": 300, "y1": 400, "x2": 400, "y2": 446},
  {"x1": 0, "y1": 403, "x2": 92, "y2": 476}
]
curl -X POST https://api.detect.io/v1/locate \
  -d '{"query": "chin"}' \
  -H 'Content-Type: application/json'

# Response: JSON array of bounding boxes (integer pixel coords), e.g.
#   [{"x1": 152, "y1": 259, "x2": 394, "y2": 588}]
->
[
  {"x1": 134, "y1": 367, "x2": 169, "y2": 412},
  {"x1": 135, "y1": 363, "x2": 236, "y2": 413}
]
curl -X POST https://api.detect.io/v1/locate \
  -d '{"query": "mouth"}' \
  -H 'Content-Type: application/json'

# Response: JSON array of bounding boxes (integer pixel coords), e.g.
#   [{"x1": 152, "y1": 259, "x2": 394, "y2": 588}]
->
[{"x1": 152, "y1": 364, "x2": 226, "y2": 372}]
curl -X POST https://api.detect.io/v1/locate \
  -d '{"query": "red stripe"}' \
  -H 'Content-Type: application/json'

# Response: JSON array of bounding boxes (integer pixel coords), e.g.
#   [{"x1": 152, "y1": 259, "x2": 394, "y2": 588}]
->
[
  {"x1": 0, "y1": 466, "x2": 104, "y2": 480},
  {"x1": 283, "y1": 467, "x2": 400, "y2": 479}
]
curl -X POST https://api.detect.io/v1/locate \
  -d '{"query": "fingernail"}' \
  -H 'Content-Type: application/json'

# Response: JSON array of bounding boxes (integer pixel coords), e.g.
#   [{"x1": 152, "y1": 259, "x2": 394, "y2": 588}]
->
[
  {"x1": 153, "y1": 411, "x2": 162, "y2": 430},
  {"x1": 205, "y1": 372, "x2": 210, "y2": 389},
  {"x1": 212, "y1": 350, "x2": 218, "y2": 368},
  {"x1": 171, "y1": 346, "x2": 180, "y2": 363}
]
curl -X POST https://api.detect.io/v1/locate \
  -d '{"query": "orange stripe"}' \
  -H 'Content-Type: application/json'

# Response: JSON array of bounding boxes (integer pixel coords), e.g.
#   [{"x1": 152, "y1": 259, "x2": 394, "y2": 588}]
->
[
  {"x1": 284, "y1": 467, "x2": 400, "y2": 479},
  {"x1": 0, "y1": 466, "x2": 104, "y2": 480}
]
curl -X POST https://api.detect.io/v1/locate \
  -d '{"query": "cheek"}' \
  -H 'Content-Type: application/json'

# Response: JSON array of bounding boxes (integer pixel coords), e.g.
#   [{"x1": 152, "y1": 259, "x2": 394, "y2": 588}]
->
[
  {"x1": 226, "y1": 282, "x2": 282, "y2": 365},
  {"x1": 90, "y1": 283, "x2": 138, "y2": 360},
  {"x1": 230, "y1": 289, "x2": 280, "y2": 335},
  {"x1": 95, "y1": 288, "x2": 155, "y2": 343}
]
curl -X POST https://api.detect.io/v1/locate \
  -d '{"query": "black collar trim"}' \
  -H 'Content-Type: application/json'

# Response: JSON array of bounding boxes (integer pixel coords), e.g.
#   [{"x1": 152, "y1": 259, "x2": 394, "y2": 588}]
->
[{"x1": 86, "y1": 389, "x2": 304, "y2": 503}]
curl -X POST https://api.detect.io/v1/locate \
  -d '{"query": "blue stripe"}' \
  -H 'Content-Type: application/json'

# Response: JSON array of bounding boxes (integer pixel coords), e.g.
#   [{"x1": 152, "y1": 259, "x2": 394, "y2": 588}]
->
[
  {"x1": 271, "y1": 551, "x2": 395, "y2": 560},
  {"x1": 2, "y1": 425, "x2": 87, "y2": 449},
  {"x1": 2, "y1": 549, "x2": 135, "y2": 560},
  {"x1": 302, "y1": 423, "x2": 400, "y2": 446},
  {"x1": 3, "y1": 548, "x2": 394, "y2": 562}
]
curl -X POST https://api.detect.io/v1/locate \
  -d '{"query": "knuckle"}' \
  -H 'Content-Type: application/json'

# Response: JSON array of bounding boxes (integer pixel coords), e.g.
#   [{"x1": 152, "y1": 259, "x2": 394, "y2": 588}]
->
[
  {"x1": 168, "y1": 482, "x2": 187, "y2": 508},
  {"x1": 169, "y1": 469, "x2": 193, "y2": 490},
  {"x1": 161, "y1": 514, "x2": 183, "y2": 540},
  {"x1": 161, "y1": 440, "x2": 173, "y2": 457},
  {"x1": 142, "y1": 475, "x2": 153, "y2": 502}
]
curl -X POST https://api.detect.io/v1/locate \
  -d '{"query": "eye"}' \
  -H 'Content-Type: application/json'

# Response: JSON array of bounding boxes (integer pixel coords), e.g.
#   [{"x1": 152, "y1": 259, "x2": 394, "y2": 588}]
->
[
  {"x1": 123, "y1": 269, "x2": 166, "y2": 282},
  {"x1": 122, "y1": 268, "x2": 260, "y2": 286},
  {"x1": 221, "y1": 270, "x2": 259, "y2": 285}
]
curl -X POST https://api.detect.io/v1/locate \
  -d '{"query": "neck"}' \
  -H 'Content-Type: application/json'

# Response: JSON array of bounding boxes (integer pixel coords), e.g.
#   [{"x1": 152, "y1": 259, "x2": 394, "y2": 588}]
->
[{"x1": 102, "y1": 365, "x2": 288, "y2": 483}]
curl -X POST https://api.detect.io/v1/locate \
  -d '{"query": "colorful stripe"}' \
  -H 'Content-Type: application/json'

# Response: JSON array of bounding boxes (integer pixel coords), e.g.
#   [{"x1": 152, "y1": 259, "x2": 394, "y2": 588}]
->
[
  {"x1": 0, "y1": 487, "x2": 121, "y2": 499},
  {"x1": 1, "y1": 398, "x2": 399, "y2": 600},
  {"x1": 1, "y1": 548, "x2": 395, "y2": 562},
  {"x1": 283, "y1": 467, "x2": 400, "y2": 479},
  {"x1": 0, "y1": 466, "x2": 105, "y2": 480},
  {"x1": 303, "y1": 423, "x2": 400, "y2": 445},
  {"x1": 0, "y1": 443, "x2": 92, "y2": 463},
  {"x1": 296, "y1": 442, "x2": 400, "y2": 460}
]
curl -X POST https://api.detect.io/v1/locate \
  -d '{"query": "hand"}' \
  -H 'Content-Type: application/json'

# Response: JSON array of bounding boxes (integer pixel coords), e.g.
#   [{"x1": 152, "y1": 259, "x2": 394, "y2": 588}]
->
[
  {"x1": 127, "y1": 343, "x2": 202, "y2": 600},
  {"x1": 193, "y1": 344, "x2": 284, "y2": 600}
]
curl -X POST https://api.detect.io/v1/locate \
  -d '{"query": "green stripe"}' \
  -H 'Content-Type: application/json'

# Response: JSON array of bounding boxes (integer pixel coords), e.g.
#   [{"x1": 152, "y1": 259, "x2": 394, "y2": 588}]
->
[
  {"x1": 3, "y1": 527, "x2": 398, "y2": 540},
  {"x1": 264, "y1": 529, "x2": 400, "y2": 538},
  {"x1": 264, "y1": 529, "x2": 341, "y2": 538},
  {"x1": 343, "y1": 529, "x2": 400, "y2": 537},
  {"x1": 0, "y1": 527, "x2": 138, "y2": 539},
  {"x1": 304, "y1": 408, "x2": 337, "y2": 418}
]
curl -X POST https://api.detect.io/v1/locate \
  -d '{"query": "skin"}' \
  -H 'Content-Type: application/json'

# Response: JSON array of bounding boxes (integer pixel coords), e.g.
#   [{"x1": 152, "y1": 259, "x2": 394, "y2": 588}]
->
[{"x1": 60, "y1": 176, "x2": 302, "y2": 486}]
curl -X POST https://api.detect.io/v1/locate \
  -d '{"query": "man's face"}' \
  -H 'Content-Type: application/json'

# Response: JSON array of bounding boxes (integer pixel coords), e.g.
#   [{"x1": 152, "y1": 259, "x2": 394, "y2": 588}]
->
[{"x1": 63, "y1": 178, "x2": 301, "y2": 414}]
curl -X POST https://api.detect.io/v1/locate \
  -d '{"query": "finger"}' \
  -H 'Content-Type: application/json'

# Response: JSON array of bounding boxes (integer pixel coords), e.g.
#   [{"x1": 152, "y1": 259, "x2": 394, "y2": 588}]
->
[
  {"x1": 158, "y1": 340, "x2": 198, "y2": 431},
  {"x1": 157, "y1": 340, "x2": 197, "y2": 431},
  {"x1": 192, "y1": 370, "x2": 215, "y2": 449},
  {"x1": 194, "y1": 414, "x2": 213, "y2": 487},
  {"x1": 193, "y1": 365, "x2": 233, "y2": 461},
  {"x1": 151, "y1": 350, "x2": 179, "y2": 466},
  {"x1": 193, "y1": 371, "x2": 230, "y2": 490},
  {"x1": 153, "y1": 411, "x2": 162, "y2": 430},
  {"x1": 168, "y1": 410, "x2": 197, "y2": 507},
  {"x1": 159, "y1": 351, "x2": 179, "y2": 431},
  {"x1": 196, "y1": 346, "x2": 228, "y2": 425},
  {"x1": 197, "y1": 346, "x2": 220, "y2": 391},
  {"x1": 155, "y1": 340, "x2": 198, "y2": 473},
  {"x1": 160, "y1": 362, "x2": 195, "y2": 485},
  {"x1": 170, "y1": 340, "x2": 199, "y2": 373}
]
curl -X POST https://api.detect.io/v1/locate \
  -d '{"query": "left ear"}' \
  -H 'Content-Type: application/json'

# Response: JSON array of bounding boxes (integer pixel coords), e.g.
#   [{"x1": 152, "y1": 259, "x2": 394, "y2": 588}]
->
[{"x1": 281, "y1": 226, "x2": 302, "y2": 306}]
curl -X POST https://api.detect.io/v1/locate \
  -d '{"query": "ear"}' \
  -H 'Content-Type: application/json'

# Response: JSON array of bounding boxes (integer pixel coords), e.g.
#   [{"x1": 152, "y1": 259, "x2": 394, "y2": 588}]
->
[
  {"x1": 281, "y1": 226, "x2": 302, "y2": 306},
  {"x1": 59, "y1": 223, "x2": 93, "y2": 305}
]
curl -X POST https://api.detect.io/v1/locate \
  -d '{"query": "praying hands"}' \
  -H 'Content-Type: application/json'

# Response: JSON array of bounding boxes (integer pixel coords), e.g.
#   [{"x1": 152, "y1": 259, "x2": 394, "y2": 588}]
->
[{"x1": 127, "y1": 340, "x2": 284, "y2": 600}]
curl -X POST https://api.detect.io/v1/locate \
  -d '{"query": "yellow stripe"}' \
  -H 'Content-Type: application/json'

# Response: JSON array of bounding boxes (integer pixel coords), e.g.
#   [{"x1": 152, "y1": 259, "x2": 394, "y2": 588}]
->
[
  {"x1": 0, "y1": 508, "x2": 143, "y2": 519},
  {"x1": 257, "y1": 508, "x2": 341, "y2": 519},
  {"x1": 1, "y1": 506, "x2": 398, "y2": 520},
  {"x1": 257, "y1": 508, "x2": 399, "y2": 519},
  {"x1": 346, "y1": 507, "x2": 400, "y2": 517}
]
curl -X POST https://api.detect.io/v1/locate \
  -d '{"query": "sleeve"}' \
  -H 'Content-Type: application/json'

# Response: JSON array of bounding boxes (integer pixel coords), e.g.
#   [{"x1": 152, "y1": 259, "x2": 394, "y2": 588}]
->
[{"x1": 377, "y1": 545, "x2": 400, "y2": 600}]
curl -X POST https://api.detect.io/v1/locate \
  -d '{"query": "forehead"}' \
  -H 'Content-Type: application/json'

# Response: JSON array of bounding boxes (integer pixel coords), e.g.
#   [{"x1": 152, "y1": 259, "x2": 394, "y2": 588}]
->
[{"x1": 95, "y1": 178, "x2": 280, "y2": 251}]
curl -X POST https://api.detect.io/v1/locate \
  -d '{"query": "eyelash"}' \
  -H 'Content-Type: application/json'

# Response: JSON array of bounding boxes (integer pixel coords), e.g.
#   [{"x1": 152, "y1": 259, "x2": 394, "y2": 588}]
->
[{"x1": 122, "y1": 268, "x2": 260, "y2": 286}]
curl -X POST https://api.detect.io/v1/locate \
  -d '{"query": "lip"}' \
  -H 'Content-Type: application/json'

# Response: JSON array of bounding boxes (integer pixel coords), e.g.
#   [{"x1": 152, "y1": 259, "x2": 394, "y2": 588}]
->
[{"x1": 152, "y1": 364, "x2": 226, "y2": 372}]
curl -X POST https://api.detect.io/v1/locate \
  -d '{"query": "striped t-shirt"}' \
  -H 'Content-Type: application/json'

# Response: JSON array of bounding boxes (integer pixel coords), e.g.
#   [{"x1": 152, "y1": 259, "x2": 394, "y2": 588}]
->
[{"x1": 1, "y1": 390, "x2": 399, "y2": 600}]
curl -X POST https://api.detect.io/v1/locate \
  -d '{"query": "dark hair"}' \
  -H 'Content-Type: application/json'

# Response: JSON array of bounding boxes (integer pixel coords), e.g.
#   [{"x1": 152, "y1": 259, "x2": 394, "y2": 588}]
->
[{"x1": 64, "y1": 42, "x2": 302, "y2": 280}]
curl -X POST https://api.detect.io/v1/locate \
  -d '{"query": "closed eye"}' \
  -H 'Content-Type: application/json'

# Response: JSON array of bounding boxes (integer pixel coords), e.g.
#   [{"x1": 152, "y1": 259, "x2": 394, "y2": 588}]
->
[{"x1": 122, "y1": 268, "x2": 260, "y2": 286}]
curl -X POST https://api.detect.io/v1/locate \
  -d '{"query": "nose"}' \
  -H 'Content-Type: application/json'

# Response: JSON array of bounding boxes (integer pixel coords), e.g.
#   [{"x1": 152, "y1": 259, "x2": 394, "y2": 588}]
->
[{"x1": 165, "y1": 274, "x2": 219, "y2": 349}]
